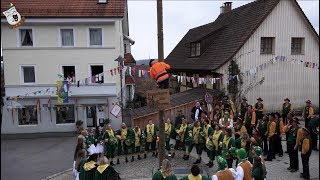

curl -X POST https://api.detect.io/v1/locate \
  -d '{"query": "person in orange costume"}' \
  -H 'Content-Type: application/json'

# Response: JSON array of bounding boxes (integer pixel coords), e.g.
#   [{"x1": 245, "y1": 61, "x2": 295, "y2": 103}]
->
[{"x1": 149, "y1": 59, "x2": 171, "y2": 89}]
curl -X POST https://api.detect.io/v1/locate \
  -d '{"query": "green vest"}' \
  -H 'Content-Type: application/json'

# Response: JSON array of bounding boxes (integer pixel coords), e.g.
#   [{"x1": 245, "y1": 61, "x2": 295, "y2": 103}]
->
[
  {"x1": 245, "y1": 113, "x2": 252, "y2": 125},
  {"x1": 282, "y1": 103, "x2": 291, "y2": 116},
  {"x1": 241, "y1": 103, "x2": 248, "y2": 116},
  {"x1": 275, "y1": 120, "x2": 281, "y2": 134},
  {"x1": 304, "y1": 106, "x2": 310, "y2": 118},
  {"x1": 287, "y1": 127, "x2": 299, "y2": 144},
  {"x1": 255, "y1": 103, "x2": 264, "y2": 116},
  {"x1": 258, "y1": 120, "x2": 267, "y2": 136}
]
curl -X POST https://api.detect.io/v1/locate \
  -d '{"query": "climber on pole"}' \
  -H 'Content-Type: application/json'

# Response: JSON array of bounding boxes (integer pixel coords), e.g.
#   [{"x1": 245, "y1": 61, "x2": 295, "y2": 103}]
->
[{"x1": 149, "y1": 59, "x2": 171, "y2": 89}]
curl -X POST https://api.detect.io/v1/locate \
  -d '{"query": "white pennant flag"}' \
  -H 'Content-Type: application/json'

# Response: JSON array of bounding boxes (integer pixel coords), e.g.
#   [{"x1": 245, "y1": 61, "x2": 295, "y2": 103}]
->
[
  {"x1": 186, "y1": 77, "x2": 190, "y2": 82},
  {"x1": 213, "y1": 78, "x2": 216, "y2": 84},
  {"x1": 198, "y1": 78, "x2": 202, "y2": 84},
  {"x1": 177, "y1": 76, "x2": 181, "y2": 82},
  {"x1": 138, "y1": 70, "x2": 142, "y2": 77}
]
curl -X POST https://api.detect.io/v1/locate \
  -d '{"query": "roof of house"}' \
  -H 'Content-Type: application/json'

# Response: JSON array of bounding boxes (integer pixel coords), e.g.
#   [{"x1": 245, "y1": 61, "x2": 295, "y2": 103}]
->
[
  {"x1": 124, "y1": 53, "x2": 136, "y2": 66},
  {"x1": 1, "y1": 0, "x2": 125, "y2": 18},
  {"x1": 123, "y1": 88, "x2": 223, "y2": 119},
  {"x1": 165, "y1": 0, "x2": 318, "y2": 71}
]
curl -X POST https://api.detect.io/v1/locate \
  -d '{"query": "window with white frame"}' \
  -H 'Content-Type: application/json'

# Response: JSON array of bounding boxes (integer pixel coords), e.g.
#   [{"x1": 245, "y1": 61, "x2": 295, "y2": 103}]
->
[
  {"x1": 89, "y1": 28, "x2": 102, "y2": 46},
  {"x1": 20, "y1": 29, "x2": 33, "y2": 46},
  {"x1": 21, "y1": 66, "x2": 35, "y2": 83},
  {"x1": 90, "y1": 65, "x2": 104, "y2": 83},
  {"x1": 62, "y1": 66, "x2": 76, "y2": 84},
  {"x1": 60, "y1": 29, "x2": 74, "y2": 47},
  {"x1": 56, "y1": 105, "x2": 75, "y2": 124},
  {"x1": 18, "y1": 106, "x2": 38, "y2": 125}
]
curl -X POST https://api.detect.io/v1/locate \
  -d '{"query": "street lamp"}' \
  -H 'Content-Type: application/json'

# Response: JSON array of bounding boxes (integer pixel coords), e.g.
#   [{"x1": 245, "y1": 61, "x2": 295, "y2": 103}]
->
[{"x1": 115, "y1": 55, "x2": 125, "y2": 123}]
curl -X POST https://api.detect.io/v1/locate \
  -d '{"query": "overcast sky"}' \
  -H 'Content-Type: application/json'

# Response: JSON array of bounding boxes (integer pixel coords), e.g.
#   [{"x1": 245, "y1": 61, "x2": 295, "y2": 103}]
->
[{"x1": 128, "y1": 0, "x2": 319, "y2": 60}]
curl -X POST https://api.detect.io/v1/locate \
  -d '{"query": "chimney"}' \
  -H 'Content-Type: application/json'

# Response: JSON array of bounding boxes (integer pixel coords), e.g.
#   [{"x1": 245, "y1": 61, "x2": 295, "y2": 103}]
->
[
  {"x1": 220, "y1": 6, "x2": 225, "y2": 14},
  {"x1": 224, "y1": 2, "x2": 232, "y2": 13}
]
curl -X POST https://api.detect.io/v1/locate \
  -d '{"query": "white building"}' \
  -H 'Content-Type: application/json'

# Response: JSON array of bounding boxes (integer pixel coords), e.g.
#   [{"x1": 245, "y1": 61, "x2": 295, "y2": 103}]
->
[
  {"x1": 1, "y1": 0, "x2": 134, "y2": 134},
  {"x1": 166, "y1": 0, "x2": 319, "y2": 112}
]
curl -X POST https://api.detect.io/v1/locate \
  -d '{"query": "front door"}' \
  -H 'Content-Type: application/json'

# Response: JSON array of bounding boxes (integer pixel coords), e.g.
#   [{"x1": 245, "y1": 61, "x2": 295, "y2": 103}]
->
[{"x1": 86, "y1": 106, "x2": 97, "y2": 127}]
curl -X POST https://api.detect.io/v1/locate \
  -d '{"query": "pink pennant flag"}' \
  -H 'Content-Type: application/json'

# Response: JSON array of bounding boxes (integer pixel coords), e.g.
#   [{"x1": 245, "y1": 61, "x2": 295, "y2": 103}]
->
[
  {"x1": 117, "y1": 67, "x2": 121, "y2": 74},
  {"x1": 110, "y1": 70, "x2": 113, "y2": 76}
]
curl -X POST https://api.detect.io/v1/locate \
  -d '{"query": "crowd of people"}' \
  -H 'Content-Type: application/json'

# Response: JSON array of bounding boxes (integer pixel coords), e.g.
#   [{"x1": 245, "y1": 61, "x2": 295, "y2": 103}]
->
[{"x1": 73, "y1": 95, "x2": 318, "y2": 180}]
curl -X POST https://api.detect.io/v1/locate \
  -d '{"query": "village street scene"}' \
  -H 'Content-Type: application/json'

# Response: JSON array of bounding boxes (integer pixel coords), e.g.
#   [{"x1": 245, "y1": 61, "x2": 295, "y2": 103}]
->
[{"x1": 1, "y1": 0, "x2": 319, "y2": 180}]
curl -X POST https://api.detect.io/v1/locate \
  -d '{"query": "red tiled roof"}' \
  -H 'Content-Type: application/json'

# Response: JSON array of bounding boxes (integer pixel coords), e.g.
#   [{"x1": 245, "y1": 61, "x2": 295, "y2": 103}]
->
[
  {"x1": 125, "y1": 75, "x2": 135, "y2": 85},
  {"x1": 1, "y1": 0, "x2": 125, "y2": 18},
  {"x1": 124, "y1": 53, "x2": 136, "y2": 65}
]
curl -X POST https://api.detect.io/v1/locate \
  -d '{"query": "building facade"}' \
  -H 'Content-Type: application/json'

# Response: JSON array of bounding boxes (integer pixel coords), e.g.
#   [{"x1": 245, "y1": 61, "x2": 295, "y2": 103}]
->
[
  {"x1": 1, "y1": 0, "x2": 134, "y2": 134},
  {"x1": 166, "y1": 0, "x2": 319, "y2": 112}
]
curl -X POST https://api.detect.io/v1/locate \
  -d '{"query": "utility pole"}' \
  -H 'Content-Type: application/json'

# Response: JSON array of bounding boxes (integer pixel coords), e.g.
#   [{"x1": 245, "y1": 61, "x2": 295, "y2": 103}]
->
[{"x1": 156, "y1": 0, "x2": 165, "y2": 168}]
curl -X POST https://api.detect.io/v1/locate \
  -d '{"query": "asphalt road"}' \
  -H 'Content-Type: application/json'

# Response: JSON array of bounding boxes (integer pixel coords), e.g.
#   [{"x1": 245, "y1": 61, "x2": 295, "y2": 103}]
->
[{"x1": 1, "y1": 136, "x2": 76, "y2": 180}]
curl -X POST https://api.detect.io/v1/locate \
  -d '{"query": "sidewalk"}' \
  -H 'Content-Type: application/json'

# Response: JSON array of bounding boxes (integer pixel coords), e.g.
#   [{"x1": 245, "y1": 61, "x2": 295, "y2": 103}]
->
[{"x1": 1, "y1": 132, "x2": 76, "y2": 140}]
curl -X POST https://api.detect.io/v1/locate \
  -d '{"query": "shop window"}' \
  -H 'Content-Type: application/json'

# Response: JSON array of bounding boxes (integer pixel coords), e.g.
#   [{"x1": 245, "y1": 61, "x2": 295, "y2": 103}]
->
[
  {"x1": 18, "y1": 106, "x2": 38, "y2": 125},
  {"x1": 62, "y1": 66, "x2": 75, "y2": 84},
  {"x1": 90, "y1": 65, "x2": 104, "y2": 83},
  {"x1": 56, "y1": 105, "x2": 75, "y2": 124}
]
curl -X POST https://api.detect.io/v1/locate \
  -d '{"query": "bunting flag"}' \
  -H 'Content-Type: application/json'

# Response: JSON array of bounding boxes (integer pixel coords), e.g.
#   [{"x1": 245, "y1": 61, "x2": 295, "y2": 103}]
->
[
  {"x1": 117, "y1": 67, "x2": 121, "y2": 74},
  {"x1": 48, "y1": 98, "x2": 52, "y2": 122},
  {"x1": 110, "y1": 69, "x2": 113, "y2": 76},
  {"x1": 37, "y1": 99, "x2": 41, "y2": 122},
  {"x1": 12, "y1": 109, "x2": 14, "y2": 124}
]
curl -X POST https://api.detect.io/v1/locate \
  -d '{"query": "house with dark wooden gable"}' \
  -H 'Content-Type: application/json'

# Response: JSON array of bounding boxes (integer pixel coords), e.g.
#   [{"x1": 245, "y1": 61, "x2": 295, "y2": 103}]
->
[{"x1": 166, "y1": 0, "x2": 319, "y2": 111}]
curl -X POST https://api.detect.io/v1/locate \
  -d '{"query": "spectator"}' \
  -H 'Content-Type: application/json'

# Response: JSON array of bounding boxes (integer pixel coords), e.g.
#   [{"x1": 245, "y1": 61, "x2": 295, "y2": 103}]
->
[
  {"x1": 152, "y1": 159, "x2": 177, "y2": 180},
  {"x1": 95, "y1": 156, "x2": 120, "y2": 180},
  {"x1": 212, "y1": 156, "x2": 237, "y2": 180},
  {"x1": 299, "y1": 127, "x2": 312, "y2": 180},
  {"x1": 74, "y1": 149, "x2": 86, "y2": 180},
  {"x1": 191, "y1": 102, "x2": 203, "y2": 122},
  {"x1": 181, "y1": 165, "x2": 210, "y2": 180},
  {"x1": 252, "y1": 156, "x2": 266, "y2": 180},
  {"x1": 235, "y1": 148, "x2": 252, "y2": 180}
]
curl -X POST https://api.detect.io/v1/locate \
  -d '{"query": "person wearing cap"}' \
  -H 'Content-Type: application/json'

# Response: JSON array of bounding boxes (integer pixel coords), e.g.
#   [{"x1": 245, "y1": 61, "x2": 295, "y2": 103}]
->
[
  {"x1": 165, "y1": 118, "x2": 174, "y2": 156},
  {"x1": 238, "y1": 97, "x2": 249, "y2": 121},
  {"x1": 212, "y1": 156, "x2": 237, "y2": 180},
  {"x1": 149, "y1": 59, "x2": 171, "y2": 89},
  {"x1": 253, "y1": 98, "x2": 266, "y2": 124},
  {"x1": 265, "y1": 113, "x2": 276, "y2": 161},
  {"x1": 307, "y1": 115, "x2": 319, "y2": 151},
  {"x1": 256, "y1": 114, "x2": 269, "y2": 155},
  {"x1": 302, "y1": 100, "x2": 314, "y2": 128},
  {"x1": 191, "y1": 102, "x2": 203, "y2": 122},
  {"x1": 221, "y1": 127, "x2": 235, "y2": 168},
  {"x1": 235, "y1": 148, "x2": 252, "y2": 180},
  {"x1": 95, "y1": 156, "x2": 120, "y2": 180},
  {"x1": 281, "y1": 98, "x2": 294, "y2": 125},
  {"x1": 219, "y1": 111, "x2": 233, "y2": 133},
  {"x1": 244, "y1": 105, "x2": 256, "y2": 136},
  {"x1": 184, "y1": 121, "x2": 205, "y2": 164},
  {"x1": 274, "y1": 112, "x2": 284, "y2": 157},
  {"x1": 234, "y1": 117, "x2": 247, "y2": 140},
  {"x1": 298, "y1": 128, "x2": 312, "y2": 179},
  {"x1": 283, "y1": 117, "x2": 301, "y2": 172},
  {"x1": 173, "y1": 119, "x2": 188, "y2": 158},
  {"x1": 144, "y1": 119, "x2": 159, "y2": 158}
]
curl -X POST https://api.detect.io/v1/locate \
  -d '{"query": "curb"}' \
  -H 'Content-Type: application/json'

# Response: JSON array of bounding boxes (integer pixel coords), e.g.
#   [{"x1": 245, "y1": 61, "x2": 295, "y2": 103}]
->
[
  {"x1": 41, "y1": 168, "x2": 73, "y2": 180},
  {"x1": 1, "y1": 132, "x2": 76, "y2": 140}
]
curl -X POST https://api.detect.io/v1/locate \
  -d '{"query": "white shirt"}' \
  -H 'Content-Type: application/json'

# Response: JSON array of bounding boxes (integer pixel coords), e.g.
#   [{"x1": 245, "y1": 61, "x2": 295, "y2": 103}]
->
[
  {"x1": 212, "y1": 168, "x2": 237, "y2": 180},
  {"x1": 219, "y1": 118, "x2": 233, "y2": 129},
  {"x1": 235, "y1": 161, "x2": 252, "y2": 180},
  {"x1": 195, "y1": 107, "x2": 202, "y2": 121}
]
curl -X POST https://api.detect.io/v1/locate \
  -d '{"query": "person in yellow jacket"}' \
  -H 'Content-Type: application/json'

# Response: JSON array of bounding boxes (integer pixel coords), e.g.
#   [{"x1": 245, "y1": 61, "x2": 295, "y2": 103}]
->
[
  {"x1": 134, "y1": 125, "x2": 143, "y2": 160},
  {"x1": 149, "y1": 59, "x2": 171, "y2": 89},
  {"x1": 144, "y1": 119, "x2": 159, "y2": 158},
  {"x1": 165, "y1": 118, "x2": 174, "y2": 156},
  {"x1": 265, "y1": 113, "x2": 276, "y2": 161},
  {"x1": 172, "y1": 119, "x2": 188, "y2": 158},
  {"x1": 299, "y1": 127, "x2": 312, "y2": 179},
  {"x1": 302, "y1": 100, "x2": 314, "y2": 128},
  {"x1": 274, "y1": 112, "x2": 284, "y2": 157}
]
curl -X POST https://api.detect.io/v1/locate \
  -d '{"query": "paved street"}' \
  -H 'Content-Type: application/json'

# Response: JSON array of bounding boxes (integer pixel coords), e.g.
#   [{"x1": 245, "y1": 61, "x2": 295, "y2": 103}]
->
[{"x1": 1, "y1": 135, "x2": 76, "y2": 180}]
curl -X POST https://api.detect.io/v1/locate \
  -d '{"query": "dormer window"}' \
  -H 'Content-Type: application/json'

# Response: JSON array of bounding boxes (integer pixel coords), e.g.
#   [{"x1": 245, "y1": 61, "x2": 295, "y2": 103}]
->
[{"x1": 190, "y1": 42, "x2": 201, "y2": 57}]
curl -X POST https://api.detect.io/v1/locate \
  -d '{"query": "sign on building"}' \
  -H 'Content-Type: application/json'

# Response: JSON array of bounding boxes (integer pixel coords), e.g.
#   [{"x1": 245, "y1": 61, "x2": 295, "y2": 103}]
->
[{"x1": 146, "y1": 89, "x2": 171, "y2": 110}]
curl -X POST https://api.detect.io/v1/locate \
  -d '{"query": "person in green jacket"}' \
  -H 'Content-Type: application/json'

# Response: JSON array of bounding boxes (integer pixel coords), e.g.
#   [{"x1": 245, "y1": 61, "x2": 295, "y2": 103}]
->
[
  {"x1": 180, "y1": 165, "x2": 210, "y2": 180},
  {"x1": 252, "y1": 156, "x2": 265, "y2": 180},
  {"x1": 79, "y1": 153, "x2": 98, "y2": 180},
  {"x1": 145, "y1": 119, "x2": 159, "y2": 158},
  {"x1": 152, "y1": 159, "x2": 177, "y2": 180},
  {"x1": 102, "y1": 124, "x2": 117, "y2": 166},
  {"x1": 115, "y1": 122, "x2": 135, "y2": 163},
  {"x1": 165, "y1": 118, "x2": 175, "y2": 156},
  {"x1": 221, "y1": 127, "x2": 235, "y2": 168},
  {"x1": 95, "y1": 156, "x2": 120, "y2": 180},
  {"x1": 173, "y1": 119, "x2": 189, "y2": 158}
]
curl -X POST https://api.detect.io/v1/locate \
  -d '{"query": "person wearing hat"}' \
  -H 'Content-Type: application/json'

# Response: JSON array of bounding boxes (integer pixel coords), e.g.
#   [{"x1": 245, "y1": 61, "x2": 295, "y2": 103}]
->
[
  {"x1": 302, "y1": 100, "x2": 314, "y2": 128},
  {"x1": 219, "y1": 111, "x2": 233, "y2": 134},
  {"x1": 172, "y1": 119, "x2": 188, "y2": 158},
  {"x1": 102, "y1": 124, "x2": 117, "y2": 166},
  {"x1": 144, "y1": 119, "x2": 159, "y2": 158},
  {"x1": 221, "y1": 127, "x2": 235, "y2": 168},
  {"x1": 115, "y1": 123, "x2": 135, "y2": 164},
  {"x1": 256, "y1": 114, "x2": 269, "y2": 155},
  {"x1": 149, "y1": 59, "x2": 171, "y2": 89},
  {"x1": 281, "y1": 98, "x2": 294, "y2": 125},
  {"x1": 283, "y1": 117, "x2": 301, "y2": 172},
  {"x1": 234, "y1": 117, "x2": 247, "y2": 140},
  {"x1": 212, "y1": 156, "x2": 237, "y2": 180},
  {"x1": 235, "y1": 148, "x2": 252, "y2": 180},
  {"x1": 253, "y1": 98, "x2": 265, "y2": 124},
  {"x1": 238, "y1": 97, "x2": 249, "y2": 121},
  {"x1": 165, "y1": 118, "x2": 174, "y2": 156},
  {"x1": 274, "y1": 112, "x2": 284, "y2": 157},
  {"x1": 265, "y1": 113, "x2": 276, "y2": 161},
  {"x1": 308, "y1": 115, "x2": 319, "y2": 151},
  {"x1": 298, "y1": 127, "x2": 312, "y2": 180},
  {"x1": 244, "y1": 105, "x2": 256, "y2": 136}
]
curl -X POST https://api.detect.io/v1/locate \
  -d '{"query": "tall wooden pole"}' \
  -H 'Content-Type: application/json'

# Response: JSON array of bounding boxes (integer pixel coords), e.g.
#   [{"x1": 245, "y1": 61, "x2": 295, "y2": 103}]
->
[{"x1": 157, "y1": 0, "x2": 165, "y2": 168}]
